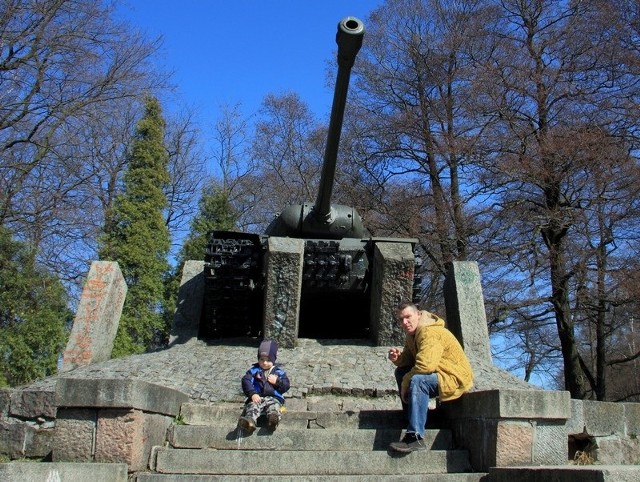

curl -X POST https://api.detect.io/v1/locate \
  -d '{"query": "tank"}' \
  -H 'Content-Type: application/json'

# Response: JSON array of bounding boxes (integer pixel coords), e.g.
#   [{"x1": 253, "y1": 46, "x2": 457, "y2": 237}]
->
[{"x1": 201, "y1": 17, "x2": 421, "y2": 340}]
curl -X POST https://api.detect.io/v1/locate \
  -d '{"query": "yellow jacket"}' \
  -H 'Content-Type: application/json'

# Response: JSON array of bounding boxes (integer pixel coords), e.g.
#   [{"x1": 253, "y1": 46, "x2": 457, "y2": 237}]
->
[{"x1": 393, "y1": 311, "x2": 473, "y2": 401}]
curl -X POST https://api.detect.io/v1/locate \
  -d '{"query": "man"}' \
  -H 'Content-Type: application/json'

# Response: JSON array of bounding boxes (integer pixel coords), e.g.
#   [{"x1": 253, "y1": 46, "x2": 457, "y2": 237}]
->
[{"x1": 387, "y1": 302, "x2": 473, "y2": 453}]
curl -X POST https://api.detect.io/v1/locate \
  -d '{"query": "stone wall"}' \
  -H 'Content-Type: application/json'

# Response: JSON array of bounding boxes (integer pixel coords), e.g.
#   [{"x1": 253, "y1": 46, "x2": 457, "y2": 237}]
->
[
  {"x1": 446, "y1": 389, "x2": 571, "y2": 471},
  {"x1": 0, "y1": 386, "x2": 56, "y2": 460},
  {"x1": 567, "y1": 399, "x2": 640, "y2": 465},
  {"x1": 446, "y1": 389, "x2": 640, "y2": 471},
  {"x1": 0, "y1": 377, "x2": 190, "y2": 470},
  {"x1": 52, "y1": 378, "x2": 188, "y2": 472}
]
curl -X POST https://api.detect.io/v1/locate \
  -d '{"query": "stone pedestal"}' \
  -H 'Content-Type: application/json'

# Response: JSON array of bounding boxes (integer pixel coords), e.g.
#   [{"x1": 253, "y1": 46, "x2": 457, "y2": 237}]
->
[
  {"x1": 60, "y1": 261, "x2": 127, "y2": 371},
  {"x1": 53, "y1": 378, "x2": 188, "y2": 472},
  {"x1": 263, "y1": 237, "x2": 305, "y2": 348},
  {"x1": 169, "y1": 260, "x2": 205, "y2": 345},
  {"x1": 446, "y1": 389, "x2": 571, "y2": 470},
  {"x1": 370, "y1": 241, "x2": 415, "y2": 346}
]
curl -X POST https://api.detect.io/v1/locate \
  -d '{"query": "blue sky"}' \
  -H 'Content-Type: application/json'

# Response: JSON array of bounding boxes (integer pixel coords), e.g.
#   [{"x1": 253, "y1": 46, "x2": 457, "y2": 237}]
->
[{"x1": 116, "y1": 1, "x2": 384, "y2": 122}]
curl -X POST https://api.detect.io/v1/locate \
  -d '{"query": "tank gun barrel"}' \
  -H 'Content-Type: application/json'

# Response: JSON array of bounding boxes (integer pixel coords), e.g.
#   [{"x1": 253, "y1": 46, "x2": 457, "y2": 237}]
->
[{"x1": 313, "y1": 17, "x2": 364, "y2": 224}]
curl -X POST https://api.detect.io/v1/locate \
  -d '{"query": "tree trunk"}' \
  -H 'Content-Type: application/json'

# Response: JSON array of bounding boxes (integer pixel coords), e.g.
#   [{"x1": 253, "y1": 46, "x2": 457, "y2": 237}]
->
[{"x1": 545, "y1": 227, "x2": 587, "y2": 398}]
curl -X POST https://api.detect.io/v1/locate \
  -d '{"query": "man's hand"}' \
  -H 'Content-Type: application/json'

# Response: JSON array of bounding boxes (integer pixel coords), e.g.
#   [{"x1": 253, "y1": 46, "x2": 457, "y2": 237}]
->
[
  {"x1": 388, "y1": 347, "x2": 401, "y2": 362},
  {"x1": 250, "y1": 394, "x2": 261, "y2": 403}
]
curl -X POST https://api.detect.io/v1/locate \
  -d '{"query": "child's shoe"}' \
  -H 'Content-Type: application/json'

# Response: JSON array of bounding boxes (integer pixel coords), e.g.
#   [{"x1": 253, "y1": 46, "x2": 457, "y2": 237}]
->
[
  {"x1": 237, "y1": 416, "x2": 256, "y2": 434},
  {"x1": 266, "y1": 413, "x2": 279, "y2": 431}
]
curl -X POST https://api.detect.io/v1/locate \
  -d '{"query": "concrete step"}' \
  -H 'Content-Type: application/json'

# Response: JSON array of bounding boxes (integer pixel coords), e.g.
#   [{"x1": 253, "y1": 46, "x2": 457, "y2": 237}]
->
[
  {"x1": 489, "y1": 465, "x2": 640, "y2": 482},
  {"x1": 152, "y1": 447, "x2": 473, "y2": 476},
  {"x1": 179, "y1": 402, "x2": 443, "y2": 430},
  {"x1": 0, "y1": 462, "x2": 128, "y2": 482},
  {"x1": 169, "y1": 425, "x2": 454, "y2": 451},
  {"x1": 136, "y1": 473, "x2": 488, "y2": 482}
]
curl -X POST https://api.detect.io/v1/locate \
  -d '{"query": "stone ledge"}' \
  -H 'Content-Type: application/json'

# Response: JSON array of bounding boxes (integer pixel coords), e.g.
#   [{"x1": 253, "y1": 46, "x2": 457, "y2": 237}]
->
[
  {"x1": 8, "y1": 388, "x2": 56, "y2": 419},
  {"x1": 446, "y1": 389, "x2": 571, "y2": 420},
  {"x1": 55, "y1": 378, "x2": 189, "y2": 416},
  {"x1": 0, "y1": 462, "x2": 128, "y2": 482},
  {"x1": 490, "y1": 465, "x2": 640, "y2": 482}
]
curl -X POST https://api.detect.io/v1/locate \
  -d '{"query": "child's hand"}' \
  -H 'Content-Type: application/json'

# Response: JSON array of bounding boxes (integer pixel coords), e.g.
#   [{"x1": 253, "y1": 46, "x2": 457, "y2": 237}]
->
[
  {"x1": 251, "y1": 394, "x2": 261, "y2": 403},
  {"x1": 267, "y1": 374, "x2": 278, "y2": 385}
]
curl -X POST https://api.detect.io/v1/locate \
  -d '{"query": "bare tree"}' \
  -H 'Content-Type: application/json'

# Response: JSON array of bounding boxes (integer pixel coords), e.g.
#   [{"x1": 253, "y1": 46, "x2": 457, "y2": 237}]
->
[
  {"x1": 164, "y1": 107, "x2": 207, "y2": 256},
  {"x1": 208, "y1": 102, "x2": 257, "y2": 232},
  {"x1": 236, "y1": 92, "x2": 324, "y2": 231},
  {"x1": 337, "y1": 0, "x2": 499, "y2": 314},
  {"x1": 0, "y1": 0, "x2": 167, "y2": 297},
  {"x1": 479, "y1": 0, "x2": 640, "y2": 398}
]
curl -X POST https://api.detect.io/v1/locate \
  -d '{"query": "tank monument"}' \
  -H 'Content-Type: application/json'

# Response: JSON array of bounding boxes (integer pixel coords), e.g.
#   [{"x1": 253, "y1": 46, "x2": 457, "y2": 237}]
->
[{"x1": 1, "y1": 16, "x2": 638, "y2": 482}]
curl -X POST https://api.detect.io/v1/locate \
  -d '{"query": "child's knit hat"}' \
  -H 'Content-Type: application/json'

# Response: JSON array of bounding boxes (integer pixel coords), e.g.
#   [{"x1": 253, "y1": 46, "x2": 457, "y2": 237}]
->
[{"x1": 258, "y1": 340, "x2": 278, "y2": 363}]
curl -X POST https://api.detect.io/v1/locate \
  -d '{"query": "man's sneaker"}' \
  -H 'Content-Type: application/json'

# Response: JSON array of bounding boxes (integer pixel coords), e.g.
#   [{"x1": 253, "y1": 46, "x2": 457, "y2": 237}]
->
[
  {"x1": 237, "y1": 416, "x2": 256, "y2": 434},
  {"x1": 389, "y1": 432, "x2": 426, "y2": 453},
  {"x1": 267, "y1": 413, "x2": 279, "y2": 431}
]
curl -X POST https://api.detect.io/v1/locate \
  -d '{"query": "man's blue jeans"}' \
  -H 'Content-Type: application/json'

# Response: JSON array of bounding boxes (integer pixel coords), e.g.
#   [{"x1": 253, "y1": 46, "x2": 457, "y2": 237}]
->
[{"x1": 395, "y1": 366, "x2": 439, "y2": 439}]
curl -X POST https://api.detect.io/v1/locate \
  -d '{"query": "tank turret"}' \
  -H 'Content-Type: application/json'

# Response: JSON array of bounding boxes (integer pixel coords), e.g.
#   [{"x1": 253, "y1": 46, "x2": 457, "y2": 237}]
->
[
  {"x1": 201, "y1": 17, "x2": 420, "y2": 342},
  {"x1": 265, "y1": 16, "x2": 367, "y2": 239}
]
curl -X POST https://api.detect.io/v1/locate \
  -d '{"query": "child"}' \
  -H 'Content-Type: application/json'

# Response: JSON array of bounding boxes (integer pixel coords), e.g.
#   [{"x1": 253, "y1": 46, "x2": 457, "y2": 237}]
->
[{"x1": 238, "y1": 339, "x2": 290, "y2": 434}]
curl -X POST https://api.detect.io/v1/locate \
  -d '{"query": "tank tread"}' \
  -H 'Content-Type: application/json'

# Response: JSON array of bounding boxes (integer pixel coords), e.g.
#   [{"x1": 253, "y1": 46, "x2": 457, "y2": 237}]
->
[
  {"x1": 201, "y1": 232, "x2": 264, "y2": 338},
  {"x1": 302, "y1": 240, "x2": 368, "y2": 290}
]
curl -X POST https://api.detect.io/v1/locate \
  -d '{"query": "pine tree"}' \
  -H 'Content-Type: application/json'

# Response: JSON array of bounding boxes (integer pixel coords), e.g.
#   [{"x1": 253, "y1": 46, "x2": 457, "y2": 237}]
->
[
  {"x1": 100, "y1": 96, "x2": 171, "y2": 357},
  {"x1": 180, "y1": 181, "x2": 238, "y2": 262},
  {"x1": 163, "y1": 182, "x2": 238, "y2": 334},
  {"x1": 0, "y1": 227, "x2": 70, "y2": 387}
]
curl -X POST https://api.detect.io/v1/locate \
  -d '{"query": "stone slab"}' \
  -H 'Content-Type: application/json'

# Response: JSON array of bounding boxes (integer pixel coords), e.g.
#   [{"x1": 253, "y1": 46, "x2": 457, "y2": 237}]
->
[
  {"x1": 593, "y1": 435, "x2": 640, "y2": 465},
  {"x1": 624, "y1": 402, "x2": 640, "y2": 438},
  {"x1": 490, "y1": 465, "x2": 640, "y2": 482},
  {"x1": 55, "y1": 378, "x2": 188, "y2": 416},
  {"x1": 370, "y1": 241, "x2": 415, "y2": 346},
  {"x1": 154, "y1": 447, "x2": 472, "y2": 475},
  {"x1": 169, "y1": 260, "x2": 204, "y2": 345},
  {"x1": 566, "y1": 398, "x2": 586, "y2": 435},
  {"x1": 495, "y1": 421, "x2": 533, "y2": 466},
  {"x1": 9, "y1": 387, "x2": 57, "y2": 419},
  {"x1": 444, "y1": 261, "x2": 492, "y2": 366},
  {"x1": 169, "y1": 425, "x2": 452, "y2": 451},
  {"x1": 582, "y1": 400, "x2": 626, "y2": 436},
  {"x1": 52, "y1": 408, "x2": 96, "y2": 462},
  {"x1": 450, "y1": 389, "x2": 571, "y2": 420},
  {"x1": 0, "y1": 421, "x2": 27, "y2": 459},
  {"x1": 0, "y1": 462, "x2": 128, "y2": 482},
  {"x1": 61, "y1": 261, "x2": 127, "y2": 371},
  {"x1": 534, "y1": 420, "x2": 570, "y2": 465},
  {"x1": 137, "y1": 474, "x2": 488, "y2": 482},
  {"x1": 95, "y1": 408, "x2": 144, "y2": 468},
  {"x1": 263, "y1": 237, "x2": 304, "y2": 348}
]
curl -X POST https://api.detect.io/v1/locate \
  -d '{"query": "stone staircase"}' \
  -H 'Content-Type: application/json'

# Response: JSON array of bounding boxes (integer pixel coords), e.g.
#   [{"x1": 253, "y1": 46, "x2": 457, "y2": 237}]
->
[{"x1": 134, "y1": 401, "x2": 487, "y2": 481}]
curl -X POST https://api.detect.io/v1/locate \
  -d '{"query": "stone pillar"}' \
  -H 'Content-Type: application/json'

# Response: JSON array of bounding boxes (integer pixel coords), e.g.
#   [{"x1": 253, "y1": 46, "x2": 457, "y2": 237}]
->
[
  {"x1": 169, "y1": 260, "x2": 205, "y2": 345},
  {"x1": 262, "y1": 237, "x2": 305, "y2": 348},
  {"x1": 60, "y1": 261, "x2": 127, "y2": 372},
  {"x1": 443, "y1": 261, "x2": 493, "y2": 366},
  {"x1": 370, "y1": 241, "x2": 415, "y2": 346}
]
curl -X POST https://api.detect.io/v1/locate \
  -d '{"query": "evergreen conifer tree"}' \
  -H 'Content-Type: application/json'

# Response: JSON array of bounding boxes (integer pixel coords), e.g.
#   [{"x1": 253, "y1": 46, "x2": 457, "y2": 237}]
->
[
  {"x1": 163, "y1": 182, "x2": 238, "y2": 333},
  {"x1": 100, "y1": 96, "x2": 171, "y2": 356},
  {"x1": 180, "y1": 182, "x2": 238, "y2": 262},
  {"x1": 0, "y1": 227, "x2": 70, "y2": 386}
]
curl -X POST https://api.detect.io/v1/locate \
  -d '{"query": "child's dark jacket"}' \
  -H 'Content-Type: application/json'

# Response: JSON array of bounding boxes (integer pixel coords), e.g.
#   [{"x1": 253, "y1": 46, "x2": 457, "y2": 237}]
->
[{"x1": 241, "y1": 364, "x2": 290, "y2": 404}]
